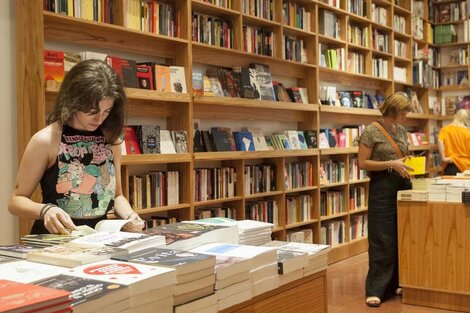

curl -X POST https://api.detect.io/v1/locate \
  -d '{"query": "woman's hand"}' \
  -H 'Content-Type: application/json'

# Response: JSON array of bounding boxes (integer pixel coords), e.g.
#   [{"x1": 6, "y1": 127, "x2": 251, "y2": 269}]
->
[
  {"x1": 391, "y1": 157, "x2": 414, "y2": 179},
  {"x1": 444, "y1": 157, "x2": 453, "y2": 164},
  {"x1": 43, "y1": 206, "x2": 77, "y2": 235},
  {"x1": 121, "y1": 212, "x2": 146, "y2": 233}
]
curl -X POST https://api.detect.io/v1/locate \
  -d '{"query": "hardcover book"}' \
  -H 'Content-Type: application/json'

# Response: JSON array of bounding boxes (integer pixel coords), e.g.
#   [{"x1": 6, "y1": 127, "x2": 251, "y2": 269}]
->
[
  {"x1": 140, "y1": 125, "x2": 160, "y2": 154},
  {"x1": 105, "y1": 55, "x2": 139, "y2": 88},
  {"x1": 211, "y1": 129, "x2": 233, "y2": 151},
  {"x1": 234, "y1": 131, "x2": 255, "y2": 151},
  {"x1": 123, "y1": 126, "x2": 142, "y2": 154},
  {"x1": 155, "y1": 65, "x2": 172, "y2": 92}
]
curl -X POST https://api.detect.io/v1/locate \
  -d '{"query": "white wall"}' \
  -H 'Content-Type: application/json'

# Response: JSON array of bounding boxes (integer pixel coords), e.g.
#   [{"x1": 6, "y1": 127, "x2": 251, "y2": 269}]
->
[{"x1": 0, "y1": 0, "x2": 18, "y2": 244}]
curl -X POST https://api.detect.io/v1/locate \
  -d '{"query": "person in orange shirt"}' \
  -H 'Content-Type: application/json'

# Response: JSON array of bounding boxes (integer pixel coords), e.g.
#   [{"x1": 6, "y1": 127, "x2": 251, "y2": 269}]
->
[{"x1": 438, "y1": 109, "x2": 470, "y2": 175}]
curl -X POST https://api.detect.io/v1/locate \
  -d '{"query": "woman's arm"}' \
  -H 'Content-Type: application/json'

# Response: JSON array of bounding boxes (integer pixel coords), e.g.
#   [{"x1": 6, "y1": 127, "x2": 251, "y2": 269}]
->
[
  {"x1": 9, "y1": 126, "x2": 76, "y2": 234},
  {"x1": 438, "y1": 139, "x2": 452, "y2": 163},
  {"x1": 358, "y1": 143, "x2": 412, "y2": 178}
]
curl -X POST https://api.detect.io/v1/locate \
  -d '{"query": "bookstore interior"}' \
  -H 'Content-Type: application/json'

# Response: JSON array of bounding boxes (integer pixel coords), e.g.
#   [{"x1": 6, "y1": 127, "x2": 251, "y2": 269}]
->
[{"x1": 6, "y1": 0, "x2": 470, "y2": 312}]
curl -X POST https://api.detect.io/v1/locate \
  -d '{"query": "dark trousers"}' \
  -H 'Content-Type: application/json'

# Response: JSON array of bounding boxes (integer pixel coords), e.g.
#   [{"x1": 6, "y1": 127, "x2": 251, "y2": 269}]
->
[
  {"x1": 366, "y1": 171, "x2": 411, "y2": 300},
  {"x1": 443, "y1": 163, "x2": 460, "y2": 176}
]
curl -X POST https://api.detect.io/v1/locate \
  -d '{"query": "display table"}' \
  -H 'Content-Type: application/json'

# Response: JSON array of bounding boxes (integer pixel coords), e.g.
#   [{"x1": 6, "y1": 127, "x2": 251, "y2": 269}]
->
[
  {"x1": 397, "y1": 201, "x2": 470, "y2": 312},
  {"x1": 220, "y1": 270, "x2": 327, "y2": 313}
]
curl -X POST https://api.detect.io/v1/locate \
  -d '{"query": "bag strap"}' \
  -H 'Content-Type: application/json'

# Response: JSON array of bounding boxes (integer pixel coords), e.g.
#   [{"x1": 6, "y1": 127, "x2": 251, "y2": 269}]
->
[{"x1": 373, "y1": 122, "x2": 404, "y2": 158}]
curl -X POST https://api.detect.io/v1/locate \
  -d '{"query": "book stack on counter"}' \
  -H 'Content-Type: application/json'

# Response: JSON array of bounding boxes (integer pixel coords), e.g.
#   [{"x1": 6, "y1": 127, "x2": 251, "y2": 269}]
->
[
  {"x1": 397, "y1": 190, "x2": 428, "y2": 202},
  {"x1": 427, "y1": 182, "x2": 447, "y2": 202},
  {"x1": 21, "y1": 233, "x2": 77, "y2": 247},
  {"x1": 114, "y1": 247, "x2": 216, "y2": 307},
  {"x1": 0, "y1": 279, "x2": 72, "y2": 313},
  {"x1": 0, "y1": 244, "x2": 41, "y2": 259},
  {"x1": 67, "y1": 260, "x2": 176, "y2": 313},
  {"x1": 144, "y1": 222, "x2": 239, "y2": 251},
  {"x1": 26, "y1": 243, "x2": 128, "y2": 268},
  {"x1": 192, "y1": 243, "x2": 278, "y2": 305},
  {"x1": 264, "y1": 241, "x2": 331, "y2": 277},
  {"x1": 187, "y1": 217, "x2": 273, "y2": 246},
  {"x1": 446, "y1": 185, "x2": 467, "y2": 202},
  {"x1": 272, "y1": 250, "x2": 309, "y2": 285},
  {"x1": 190, "y1": 244, "x2": 252, "y2": 311},
  {"x1": 35, "y1": 274, "x2": 129, "y2": 313}
]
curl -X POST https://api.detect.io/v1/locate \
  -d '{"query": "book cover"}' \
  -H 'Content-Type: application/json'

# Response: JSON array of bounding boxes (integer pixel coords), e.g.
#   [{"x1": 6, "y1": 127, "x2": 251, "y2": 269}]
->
[
  {"x1": 235, "y1": 131, "x2": 255, "y2": 151},
  {"x1": 0, "y1": 260, "x2": 67, "y2": 283},
  {"x1": 192, "y1": 68, "x2": 204, "y2": 97},
  {"x1": 211, "y1": 129, "x2": 232, "y2": 151},
  {"x1": 211, "y1": 127, "x2": 236, "y2": 151},
  {"x1": 208, "y1": 76, "x2": 225, "y2": 97},
  {"x1": 67, "y1": 259, "x2": 176, "y2": 295},
  {"x1": 64, "y1": 52, "x2": 81, "y2": 72},
  {"x1": 304, "y1": 130, "x2": 317, "y2": 148},
  {"x1": 297, "y1": 131, "x2": 309, "y2": 149},
  {"x1": 115, "y1": 247, "x2": 216, "y2": 276},
  {"x1": 350, "y1": 90, "x2": 365, "y2": 108},
  {"x1": 404, "y1": 156, "x2": 426, "y2": 175},
  {"x1": 234, "y1": 67, "x2": 256, "y2": 99},
  {"x1": 286, "y1": 87, "x2": 303, "y2": 103},
  {"x1": 123, "y1": 126, "x2": 142, "y2": 154},
  {"x1": 26, "y1": 243, "x2": 128, "y2": 268},
  {"x1": 276, "y1": 250, "x2": 309, "y2": 274},
  {"x1": 172, "y1": 130, "x2": 189, "y2": 153},
  {"x1": 155, "y1": 65, "x2": 171, "y2": 92},
  {"x1": 201, "y1": 130, "x2": 214, "y2": 152},
  {"x1": 140, "y1": 125, "x2": 160, "y2": 154},
  {"x1": 169, "y1": 66, "x2": 187, "y2": 93},
  {"x1": 105, "y1": 55, "x2": 138, "y2": 88},
  {"x1": 0, "y1": 244, "x2": 40, "y2": 259},
  {"x1": 249, "y1": 63, "x2": 276, "y2": 101},
  {"x1": 338, "y1": 91, "x2": 352, "y2": 107},
  {"x1": 160, "y1": 129, "x2": 177, "y2": 154},
  {"x1": 136, "y1": 64, "x2": 154, "y2": 90},
  {"x1": 44, "y1": 50, "x2": 65, "y2": 82},
  {"x1": 0, "y1": 279, "x2": 71, "y2": 313},
  {"x1": 35, "y1": 274, "x2": 127, "y2": 311}
]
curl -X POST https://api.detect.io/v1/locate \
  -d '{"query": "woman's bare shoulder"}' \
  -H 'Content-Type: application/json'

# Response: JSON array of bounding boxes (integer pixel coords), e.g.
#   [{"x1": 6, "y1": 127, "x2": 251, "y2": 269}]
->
[{"x1": 29, "y1": 123, "x2": 62, "y2": 147}]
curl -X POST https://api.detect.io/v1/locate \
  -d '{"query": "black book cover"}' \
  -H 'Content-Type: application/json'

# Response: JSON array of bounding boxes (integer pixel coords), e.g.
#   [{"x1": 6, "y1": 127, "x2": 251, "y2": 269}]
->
[
  {"x1": 140, "y1": 125, "x2": 160, "y2": 154},
  {"x1": 211, "y1": 129, "x2": 232, "y2": 151}
]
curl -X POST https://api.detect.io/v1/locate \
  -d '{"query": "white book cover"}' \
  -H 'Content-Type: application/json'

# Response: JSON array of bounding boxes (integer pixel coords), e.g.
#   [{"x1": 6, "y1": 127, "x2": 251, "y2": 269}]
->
[
  {"x1": 0, "y1": 260, "x2": 67, "y2": 283},
  {"x1": 264, "y1": 241, "x2": 330, "y2": 257},
  {"x1": 67, "y1": 259, "x2": 176, "y2": 296},
  {"x1": 169, "y1": 66, "x2": 187, "y2": 93},
  {"x1": 191, "y1": 243, "x2": 277, "y2": 270},
  {"x1": 71, "y1": 231, "x2": 166, "y2": 253},
  {"x1": 160, "y1": 130, "x2": 177, "y2": 154},
  {"x1": 249, "y1": 128, "x2": 269, "y2": 151}
]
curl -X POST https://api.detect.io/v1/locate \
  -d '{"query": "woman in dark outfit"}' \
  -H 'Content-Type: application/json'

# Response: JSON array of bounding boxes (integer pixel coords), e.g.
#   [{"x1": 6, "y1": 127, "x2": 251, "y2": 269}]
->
[{"x1": 358, "y1": 92, "x2": 413, "y2": 307}]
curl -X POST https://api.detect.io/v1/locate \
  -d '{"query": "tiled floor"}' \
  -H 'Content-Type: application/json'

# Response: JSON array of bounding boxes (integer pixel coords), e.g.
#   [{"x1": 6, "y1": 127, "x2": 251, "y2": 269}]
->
[{"x1": 327, "y1": 252, "x2": 462, "y2": 313}]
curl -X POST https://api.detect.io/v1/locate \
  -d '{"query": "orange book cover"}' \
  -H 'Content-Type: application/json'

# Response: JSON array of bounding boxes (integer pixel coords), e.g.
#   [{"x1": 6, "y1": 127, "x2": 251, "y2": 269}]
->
[
  {"x1": 154, "y1": 65, "x2": 171, "y2": 92},
  {"x1": 44, "y1": 50, "x2": 65, "y2": 82}
]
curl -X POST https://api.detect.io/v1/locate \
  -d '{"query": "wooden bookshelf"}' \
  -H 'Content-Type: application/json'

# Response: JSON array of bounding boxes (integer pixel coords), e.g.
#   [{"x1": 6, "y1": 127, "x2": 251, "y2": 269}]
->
[{"x1": 17, "y1": 0, "x2": 456, "y2": 265}]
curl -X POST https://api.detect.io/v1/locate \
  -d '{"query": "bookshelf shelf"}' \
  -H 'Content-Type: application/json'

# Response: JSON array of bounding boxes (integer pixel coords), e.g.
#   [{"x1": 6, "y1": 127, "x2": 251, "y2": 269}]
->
[
  {"x1": 349, "y1": 207, "x2": 369, "y2": 214},
  {"x1": 319, "y1": 106, "x2": 381, "y2": 116},
  {"x1": 320, "y1": 212, "x2": 349, "y2": 221},
  {"x1": 319, "y1": 181, "x2": 348, "y2": 188},
  {"x1": 349, "y1": 178, "x2": 370, "y2": 185},
  {"x1": 121, "y1": 154, "x2": 192, "y2": 165},
  {"x1": 244, "y1": 191, "x2": 284, "y2": 200},
  {"x1": 193, "y1": 96, "x2": 319, "y2": 112},
  {"x1": 191, "y1": 0, "x2": 239, "y2": 16},
  {"x1": 133, "y1": 203, "x2": 192, "y2": 215},
  {"x1": 242, "y1": 14, "x2": 281, "y2": 28},
  {"x1": 193, "y1": 196, "x2": 244, "y2": 206},
  {"x1": 320, "y1": 147, "x2": 359, "y2": 155},
  {"x1": 282, "y1": 25, "x2": 316, "y2": 37},
  {"x1": 285, "y1": 219, "x2": 319, "y2": 229},
  {"x1": 194, "y1": 150, "x2": 319, "y2": 161},
  {"x1": 285, "y1": 186, "x2": 318, "y2": 194}
]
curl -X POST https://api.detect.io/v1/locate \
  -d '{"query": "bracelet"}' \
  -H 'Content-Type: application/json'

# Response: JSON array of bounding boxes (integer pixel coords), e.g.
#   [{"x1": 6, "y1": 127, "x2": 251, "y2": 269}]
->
[
  {"x1": 387, "y1": 161, "x2": 393, "y2": 173},
  {"x1": 39, "y1": 203, "x2": 53, "y2": 220},
  {"x1": 126, "y1": 212, "x2": 138, "y2": 220}
]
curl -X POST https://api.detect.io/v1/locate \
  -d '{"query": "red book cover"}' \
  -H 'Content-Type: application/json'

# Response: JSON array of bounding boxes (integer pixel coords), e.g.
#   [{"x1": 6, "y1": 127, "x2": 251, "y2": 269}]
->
[
  {"x1": 44, "y1": 50, "x2": 65, "y2": 82},
  {"x1": 0, "y1": 279, "x2": 71, "y2": 312},
  {"x1": 124, "y1": 126, "x2": 142, "y2": 154},
  {"x1": 136, "y1": 65, "x2": 154, "y2": 90}
]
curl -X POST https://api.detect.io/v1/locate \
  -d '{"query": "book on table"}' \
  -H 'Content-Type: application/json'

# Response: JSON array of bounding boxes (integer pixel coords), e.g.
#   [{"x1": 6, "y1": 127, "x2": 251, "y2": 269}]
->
[
  {"x1": 0, "y1": 279, "x2": 71, "y2": 313},
  {"x1": 0, "y1": 244, "x2": 41, "y2": 258},
  {"x1": 0, "y1": 260, "x2": 67, "y2": 283}
]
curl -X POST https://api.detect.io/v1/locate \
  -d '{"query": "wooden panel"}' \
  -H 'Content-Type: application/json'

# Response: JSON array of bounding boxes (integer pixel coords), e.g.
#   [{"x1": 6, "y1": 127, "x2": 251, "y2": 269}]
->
[
  {"x1": 398, "y1": 201, "x2": 470, "y2": 311},
  {"x1": 220, "y1": 271, "x2": 327, "y2": 313},
  {"x1": 16, "y1": 0, "x2": 46, "y2": 238},
  {"x1": 328, "y1": 237, "x2": 368, "y2": 264},
  {"x1": 403, "y1": 288, "x2": 470, "y2": 313}
]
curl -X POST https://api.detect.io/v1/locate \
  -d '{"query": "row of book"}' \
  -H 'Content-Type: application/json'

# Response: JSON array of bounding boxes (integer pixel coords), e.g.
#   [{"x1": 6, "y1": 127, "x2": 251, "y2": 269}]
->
[
  {"x1": 318, "y1": 126, "x2": 365, "y2": 149},
  {"x1": 45, "y1": 49, "x2": 188, "y2": 93},
  {"x1": 194, "y1": 167, "x2": 236, "y2": 202},
  {"x1": 0, "y1": 218, "x2": 330, "y2": 312},
  {"x1": 129, "y1": 171, "x2": 180, "y2": 210},
  {"x1": 194, "y1": 128, "x2": 318, "y2": 153},
  {"x1": 123, "y1": 126, "x2": 188, "y2": 155}
]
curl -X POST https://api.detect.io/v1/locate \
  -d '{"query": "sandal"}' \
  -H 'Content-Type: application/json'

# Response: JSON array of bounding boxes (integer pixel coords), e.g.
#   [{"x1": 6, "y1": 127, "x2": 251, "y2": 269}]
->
[
  {"x1": 366, "y1": 296, "x2": 381, "y2": 307},
  {"x1": 395, "y1": 287, "x2": 403, "y2": 295}
]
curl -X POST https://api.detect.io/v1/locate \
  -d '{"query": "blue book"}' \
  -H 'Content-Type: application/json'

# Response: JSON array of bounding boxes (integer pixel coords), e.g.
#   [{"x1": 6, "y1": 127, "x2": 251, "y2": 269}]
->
[{"x1": 235, "y1": 131, "x2": 255, "y2": 151}]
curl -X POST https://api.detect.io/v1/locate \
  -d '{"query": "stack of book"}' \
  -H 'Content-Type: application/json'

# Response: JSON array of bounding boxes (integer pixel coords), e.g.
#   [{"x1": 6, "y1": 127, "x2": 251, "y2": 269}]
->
[
  {"x1": 0, "y1": 279, "x2": 72, "y2": 313},
  {"x1": 273, "y1": 249, "x2": 309, "y2": 285},
  {"x1": 428, "y1": 182, "x2": 448, "y2": 202},
  {"x1": 192, "y1": 243, "x2": 279, "y2": 299},
  {"x1": 0, "y1": 244, "x2": 40, "y2": 258},
  {"x1": 144, "y1": 222, "x2": 239, "y2": 251},
  {"x1": 174, "y1": 293, "x2": 218, "y2": 313},
  {"x1": 21, "y1": 234, "x2": 76, "y2": 247},
  {"x1": 265, "y1": 241, "x2": 331, "y2": 277},
  {"x1": 114, "y1": 247, "x2": 216, "y2": 306},
  {"x1": 35, "y1": 274, "x2": 129, "y2": 313},
  {"x1": 411, "y1": 178, "x2": 435, "y2": 190},
  {"x1": 446, "y1": 185, "x2": 467, "y2": 203},
  {"x1": 397, "y1": 190, "x2": 428, "y2": 201},
  {"x1": 67, "y1": 260, "x2": 177, "y2": 313},
  {"x1": 190, "y1": 244, "x2": 253, "y2": 311}
]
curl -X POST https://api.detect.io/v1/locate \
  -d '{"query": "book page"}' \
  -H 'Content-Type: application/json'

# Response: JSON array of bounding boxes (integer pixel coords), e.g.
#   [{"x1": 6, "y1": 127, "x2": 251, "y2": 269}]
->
[{"x1": 95, "y1": 220, "x2": 131, "y2": 232}]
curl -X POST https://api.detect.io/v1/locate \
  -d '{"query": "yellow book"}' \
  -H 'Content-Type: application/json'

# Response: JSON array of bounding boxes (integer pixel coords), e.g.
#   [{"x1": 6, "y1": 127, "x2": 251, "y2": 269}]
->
[{"x1": 404, "y1": 156, "x2": 426, "y2": 175}]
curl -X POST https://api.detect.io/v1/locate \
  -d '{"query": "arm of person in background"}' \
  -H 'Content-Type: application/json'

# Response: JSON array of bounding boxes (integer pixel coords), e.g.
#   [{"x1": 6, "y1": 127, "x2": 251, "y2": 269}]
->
[
  {"x1": 438, "y1": 139, "x2": 452, "y2": 164},
  {"x1": 110, "y1": 143, "x2": 146, "y2": 232},
  {"x1": 8, "y1": 125, "x2": 76, "y2": 235},
  {"x1": 358, "y1": 143, "x2": 413, "y2": 179}
]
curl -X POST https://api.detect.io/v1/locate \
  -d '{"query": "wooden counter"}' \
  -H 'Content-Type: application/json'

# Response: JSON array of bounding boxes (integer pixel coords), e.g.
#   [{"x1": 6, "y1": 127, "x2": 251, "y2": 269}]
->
[
  {"x1": 220, "y1": 270, "x2": 327, "y2": 313},
  {"x1": 397, "y1": 201, "x2": 470, "y2": 312}
]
